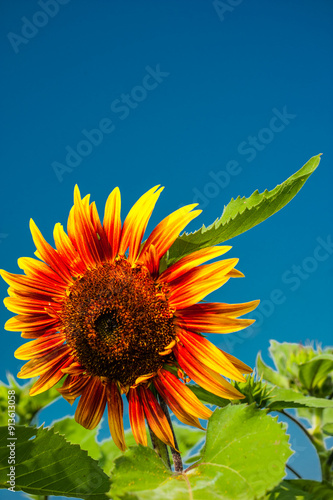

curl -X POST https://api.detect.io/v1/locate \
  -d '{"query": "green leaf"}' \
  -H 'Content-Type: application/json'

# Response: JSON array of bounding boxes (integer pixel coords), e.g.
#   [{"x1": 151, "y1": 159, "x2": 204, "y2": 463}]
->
[
  {"x1": 189, "y1": 383, "x2": 230, "y2": 407},
  {"x1": 0, "y1": 425, "x2": 110, "y2": 499},
  {"x1": 298, "y1": 354, "x2": 333, "y2": 391},
  {"x1": 265, "y1": 479, "x2": 333, "y2": 499},
  {"x1": 256, "y1": 353, "x2": 289, "y2": 388},
  {"x1": 265, "y1": 387, "x2": 333, "y2": 411},
  {"x1": 110, "y1": 405, "x2": 292, "y2": 500},
  {"x1": 167, "y1": 155, "x2": 321, "y2": 264}
]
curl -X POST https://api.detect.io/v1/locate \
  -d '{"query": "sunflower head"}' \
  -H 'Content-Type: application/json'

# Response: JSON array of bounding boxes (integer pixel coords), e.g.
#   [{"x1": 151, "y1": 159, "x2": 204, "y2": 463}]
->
[{"x1": 1, "y1": 185, "x2": 259, "y2": 451}]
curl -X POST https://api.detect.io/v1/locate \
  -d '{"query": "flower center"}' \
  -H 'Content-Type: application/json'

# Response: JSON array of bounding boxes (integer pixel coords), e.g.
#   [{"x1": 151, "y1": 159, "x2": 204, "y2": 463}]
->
[{"x1": 61, "y1": 259, "x2": 176, "y2": 387}]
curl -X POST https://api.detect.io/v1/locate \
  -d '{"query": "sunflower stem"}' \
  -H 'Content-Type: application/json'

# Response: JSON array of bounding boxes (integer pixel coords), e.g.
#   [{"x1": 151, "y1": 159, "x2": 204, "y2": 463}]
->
[
  {"x1": 158, "y1": 395, "x2": 183, "y2": 473},
  {"x1": 279, "y1": 410, "x2": 315, "y2": 445},
  {"x1": 148, "y1": 423, "x2": 171, "y2": 470},
  {"x1": 286, "y1": 464, "x2": 302, "y2": 479}
]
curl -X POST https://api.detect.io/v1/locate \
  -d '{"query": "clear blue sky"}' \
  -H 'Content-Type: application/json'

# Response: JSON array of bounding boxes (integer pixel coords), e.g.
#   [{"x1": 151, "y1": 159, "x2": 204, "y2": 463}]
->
[{"x1": 0, "y1": 1, "x2": 332, "y2": 495}]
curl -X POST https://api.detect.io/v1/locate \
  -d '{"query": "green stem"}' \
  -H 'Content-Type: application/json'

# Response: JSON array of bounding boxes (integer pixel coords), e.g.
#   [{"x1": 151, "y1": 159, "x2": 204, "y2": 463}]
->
[
  {"x1": 286, "y1": 464, "x2": 302, "y2": 479},
  {"x1": 279, "y1": 410, "x2": 315, "y2": 445},
  {"x1": 280, "y1": 409, "x2": 331, "y2": 482},
  {"x1": 148, "y1": 423, "x2": 171, "y2": 470},
  {"x1": 308, "y1": 408, "x2": 331, "y2": 482},
  {"x1": 158, "y1": 395, "x2": 183, "y2": 473}
]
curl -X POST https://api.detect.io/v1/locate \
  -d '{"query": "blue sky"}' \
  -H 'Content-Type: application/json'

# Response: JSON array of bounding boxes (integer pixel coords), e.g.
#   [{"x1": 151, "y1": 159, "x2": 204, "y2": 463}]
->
[{"x1": 0, "y1": 1, "x2": 332, "y2": 495}]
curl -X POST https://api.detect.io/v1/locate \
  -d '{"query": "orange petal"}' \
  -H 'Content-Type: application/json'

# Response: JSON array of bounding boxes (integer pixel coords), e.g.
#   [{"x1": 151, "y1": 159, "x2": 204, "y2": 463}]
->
[
  {"x1": 155, "y1": 369, "x2": 212, "y2": 420},
  {"x1": 159, "y1": 245, "x2": 232, "y2": 283},
  {"x1": 5, "y1": 314, "x2": 58, "y2": 333},
  {"x1": 29, "y1": 355, "x2": 72, "y2": 396},
  {"x1": 176, "y1": 300, "x2": 260, "y2": 319},
  {"x1": 168, "y1": 260, "x2": 238, "y2": 309},
  {"x1": 176, "y1": 316, "x2": 255, "y2": 335},
  {"x1": 53, "y1": 223, "x2": 85, "y2": 275},
  {"x1": 103, "y1": 187, "x2": 121, "y2": 260},
  {"x1": 119, "y1": 186, "x2": 163, "y2": 263},
  {"x1": 227, "y1": 268, "x2": 245, "y2": 278},
  {"x1": 138, "y1": 385, "x2": 175, "y2": 449},
  {"x1": 128, "y1": 387, "x2": 147, "y2": 446},
  {"x1": 21, "y1": 328, "x2": 57, "y2": 340},
  {"x1": 4, "y1": 296, "x2": 61, "y2": 315},
  {"x1": 17, "y1": 345, "x2": 71, "y2": 378},
  {"x1": 75, "y1": 377, "x2": 107, "y2": 430},
  {"x1": 89, "y1": 201, "x2": 111, "y2": 260},
  {"x1": 222, "y1": 350, "x2": 253, "y2": 374},
  {"x1": 154, "y1": 375, "x2": 205, "y2": 429},
  {"x1": 17, "y1": 257, "x2": 65, "y2": 286},
  {"x1": 0, "y1": 269, "x2": 65, "y2": 299},
  {"x1": 177, "y1": 330, "x2": 245, "y2": 382},
  {"x1": 174, "y1": 343, "x2": 244, "y2": 400},
  {"x1": 29, "y1": 220, "x2": 72, "y2": 283},
  {"x1": 68, "y1": 186, "x2": 102, "y2": 267},
  {"x1": 107, "y1": 382, "x2": 126, "y2": 451},
  {"x1": 14, "y1": 333, "x2": 65, "y2": 360},
  {"x1": 139, "y1": 243, "x2": 159, "y2": 277},
  {"x1": 58, "y1": 374, "x2": 91, "y2": 404},
  {"x1": 175, "y1": 300, "x2": 259, "y2": 334},
  {"x1": 62, "y1": 361, "x2": 86, "y2": 375},
  {"x1": 139, "y1": 205, "x2": 201, "y2": 262}
]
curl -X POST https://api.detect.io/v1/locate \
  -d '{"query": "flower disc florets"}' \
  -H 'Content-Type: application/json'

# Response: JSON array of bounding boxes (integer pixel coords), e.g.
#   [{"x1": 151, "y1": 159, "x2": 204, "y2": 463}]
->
[{"x1": 61, "y1": 258, "x2": 176, "y2": 386}]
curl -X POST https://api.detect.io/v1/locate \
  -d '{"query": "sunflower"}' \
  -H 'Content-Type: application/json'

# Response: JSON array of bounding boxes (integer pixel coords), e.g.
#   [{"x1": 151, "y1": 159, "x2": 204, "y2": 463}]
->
[{"x1": 1, "y1": 186, "x2": 259, "y2": 451}]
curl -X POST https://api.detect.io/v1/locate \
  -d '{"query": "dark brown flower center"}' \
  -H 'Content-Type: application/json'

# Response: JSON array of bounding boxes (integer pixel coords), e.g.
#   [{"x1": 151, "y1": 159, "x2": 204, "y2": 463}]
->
[{"x1": 60, "y1": 259, "x2": 176, "y2": 386}]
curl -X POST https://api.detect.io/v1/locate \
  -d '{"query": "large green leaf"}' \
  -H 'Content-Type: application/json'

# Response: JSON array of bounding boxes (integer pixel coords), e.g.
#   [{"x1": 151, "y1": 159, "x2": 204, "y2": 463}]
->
[
  {"x1": 265, "y1": 479, "x2": 333, "y2": 499},
  {"x1": 110, "y1": 405, "x2": 292, "y2": 500},
  {"x1": 298, "y1": 354, "x2": 333, "y2": 392},
  {"x1": 110, "y1": 445, "x2": 171, "y2": 499},
  {"x1": 52, "y1": 416, "x2": 139, "y2": 475},
  {"x1": 167, "y1": 155, "x2": 321, "y2": 264},
  {"x1": 265, "y1": 387, "x2": 333, "y2": 411},
  {"x1": 195, "y1": 405, "x2": 292, "y2": 499},
  {"x1": 0, "y1": 425, "x2": 109, "y2": 499}
]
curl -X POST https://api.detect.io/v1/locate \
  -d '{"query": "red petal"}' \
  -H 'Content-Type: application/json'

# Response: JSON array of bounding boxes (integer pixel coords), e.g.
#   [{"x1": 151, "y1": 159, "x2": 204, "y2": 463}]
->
[
  {"x1": 128, "y1": 387, "x2": 147, "y2": 446},
  {"x1": 107, "y1": 382, "x2": 126, "y2": 451},
  {"x1": 75, "y1": 377, "x2": 107, "y2": 430},
  {"x1": 174, "y1": 343, "x2": 244, "y2": 400},
  {"x1": 138, "y1": 385, "x2": 175, "y2": 449}
]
